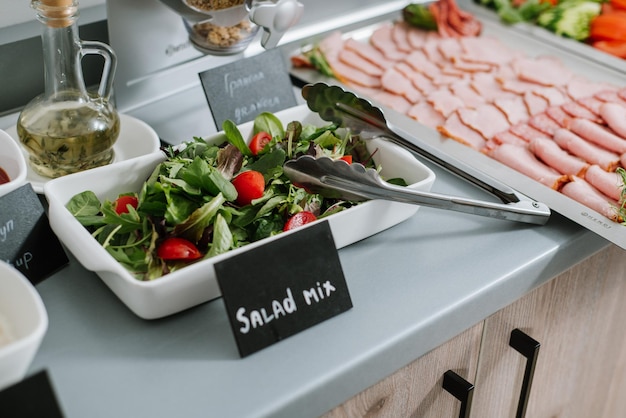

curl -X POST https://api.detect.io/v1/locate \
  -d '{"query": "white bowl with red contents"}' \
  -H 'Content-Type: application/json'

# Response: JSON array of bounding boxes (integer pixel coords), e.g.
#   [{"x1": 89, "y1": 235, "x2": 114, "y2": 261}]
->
[{"x1": 0, "y1": 129, "x2": 28, "y2": 197}]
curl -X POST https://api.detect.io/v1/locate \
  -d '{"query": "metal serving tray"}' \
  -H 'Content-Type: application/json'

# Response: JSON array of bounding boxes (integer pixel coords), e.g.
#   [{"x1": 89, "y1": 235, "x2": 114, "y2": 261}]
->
[{"x1": 287, "y1": 12, "x2": 626, "y2": 250}]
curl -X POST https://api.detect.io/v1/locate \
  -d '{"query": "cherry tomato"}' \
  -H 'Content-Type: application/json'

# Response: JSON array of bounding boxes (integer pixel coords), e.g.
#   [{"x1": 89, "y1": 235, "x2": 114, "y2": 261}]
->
[
  {"x1": 249, "y1": 131, "x2": 272, "y2": 156},
  {"x1": 114, "y1": 195, "x2": 139, "y2": 215},
  {"x1": 283, "y1": 211, "x2": 317, "y2": 231},
  {"x1": 156, "y1": 237, "x2": 202, "y2": 261},
  {"x1": 340, "y1": 155, "x2": 353, "y2": 164},
  {"x1": 232, "y1": 170, "x2": 265, "y2": 206}
]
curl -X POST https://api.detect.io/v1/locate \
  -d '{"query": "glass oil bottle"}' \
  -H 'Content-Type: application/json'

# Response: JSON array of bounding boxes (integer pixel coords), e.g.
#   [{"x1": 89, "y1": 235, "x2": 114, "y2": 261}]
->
[{"x1": 17, "y1": 0, "x2": 120, "y2": 178}]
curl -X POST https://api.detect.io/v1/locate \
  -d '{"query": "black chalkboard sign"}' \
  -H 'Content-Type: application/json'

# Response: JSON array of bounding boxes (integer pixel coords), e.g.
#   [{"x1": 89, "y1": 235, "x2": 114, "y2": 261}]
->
[
  {"x1": 198, "y1": 48, "x2": 298, "y2": 129},
  {"x1": 0, "y1": 370, "x2": 65, "y2": 417},
  {"x1": 0, "y1": 184, "x2": 68, "y2": 284},
  {"x1": 215, "y1": 221, "x2": 353, "y2": 357}
]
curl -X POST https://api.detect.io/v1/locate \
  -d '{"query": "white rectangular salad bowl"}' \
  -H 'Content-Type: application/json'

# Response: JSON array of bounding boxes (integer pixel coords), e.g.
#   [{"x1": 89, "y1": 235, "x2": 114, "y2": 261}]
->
[{"x1": 44, "y1": 105, "x2": 436, "y2": 319}]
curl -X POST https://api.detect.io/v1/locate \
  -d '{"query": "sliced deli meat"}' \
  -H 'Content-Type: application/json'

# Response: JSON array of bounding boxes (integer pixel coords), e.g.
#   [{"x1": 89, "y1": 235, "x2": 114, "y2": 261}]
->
[
  {"x1": 485, "y1": 143, "x2": 569, "y2": 190},
  {"x1": 553, "y1": 128, "x2": 620, "y2": 171},
  {"x1": 569, "y1": 118, "x2": 626, "y2": 154},
  {"x1": 457, "y1": 104, "x2": 510, "y2": 139},
  {"x1": 407, "y1": 101, "x2": 445, "y2": 129},
  {"x1": 600, "y1": 102, "x2": 626, "y2": 139},
  {"x1": 561, "y1": 177, "x2": 622, "y2": 222},
  {"x1": 528, "y1": 137, "x2": 589, "y2": 177},
  {"x1": 438, "y1": 112, "x2": 486, "y2": 150},
  {"x1": 584, "y1": 164, "x2": 624, "y2": 201}
]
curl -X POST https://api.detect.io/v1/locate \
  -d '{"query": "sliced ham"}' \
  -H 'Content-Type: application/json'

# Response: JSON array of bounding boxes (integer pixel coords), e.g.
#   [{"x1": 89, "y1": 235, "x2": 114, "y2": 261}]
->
[
  {"x1": 528, "y1": 113, "x2": 561, "y2": 136},
  {"x1": 499, "y1": 79, "x2": 544, "y2": 95},
  {"x1": 391, "y1": 21, "x2": 413, "y2": 53},
  {"x1": 532, "y1": 87, "x2": 568, "y2": 107},
  {"x1": 561, "y1": 177, "x2": 621, "y2": 222},
  {"x1": 427, "y1": 88, "x2": 465, "y2": 118},
  {"x1": 407, "y1": 101, "x2": 445, "y2": 129},
  {"x1": 577, "y1": 97, "x2": 604, "y2": 116},
  {"x1": 561, "y1": 101, "x2": 603, "y2": 123},
  {"x1": 600, "y1": 102, "x2": 626, "y2": 139},
  {"x1": 528, "y1": 137, "x2": 589, "y2": 176},
  {"x1": 584, "y1": 164, "x2": 623, "y2": 201},
  {"x1": 381, "y1": 66, "x2": 422, "y2": 103},
  {"x1": 404, "y1": 50, "x2": 445, "y2": 81},
  {"x1": 509, "y1": 122, "x2": 550, "y2": 142},
  {"x1": 370, "y1": 25, "x2": 407, "y2": 62},
  {"x1": 344, "y1": 38, "x2": 393, "y2": 70},
  {"x1": 595, "y1": 89, "x2": 626, "y2": 105},
  {"x1": 459, "y1": 36, "x2": 516, "y2": 66},
  {"x1": 485, "y1": 143, "x2": 569, "y2": 190},
  {"x1": 567, "y1": 77, "x2": 617, "y2": 100},
  {"x1": 545, "y1": 106, "x2": 571, "y2": 128},
  {"x1": 437, "y1": 112, "x2": 487, "y2": 150},
  {"x1": 569, "y1": 118, "x2": 626, "y2": 154},
  {"x1": 450, "y1": 82, "x2": 486, "y2": 109},
  {"x1": 524, "y1": 90, "x2": 548, "y2": 116},
  {"x1": 406, "y1": 27, "x2": 430, "y2": 49},
  {"x1": 494, "y1": 96, "x2": 530, "y2": 125},
  {"x1": 457, "y1": 104, "x2": 510, "y2": 140},
  {"x1": 552, "y1": 128, "x2": 620, "y2": 171},
  {"x1": 371, "y1": 90, "x2": 412, "y2": 114},
  {"x1": 472, "y1": 72, "x2": 516, "y2": 102},
  {"x1": 319, "y1": 32, "x2": 382, "y2": 88},
  {"x1": 512, "y1": 55, "x2": 574, "y2": 87},
  {"x1": 492, "y1": 130, "x2": 528, "y2": 147},
  {"x1": 339, "y1": 48, "x2": 384, "y2": 77}
]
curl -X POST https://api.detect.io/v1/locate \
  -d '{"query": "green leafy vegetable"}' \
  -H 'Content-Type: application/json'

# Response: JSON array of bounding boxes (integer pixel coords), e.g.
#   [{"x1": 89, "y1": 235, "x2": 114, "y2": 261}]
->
[
  {"x1": 66, "y1": 112, "x2": 399, "y2": 281},
  {"x1": 402, "y1": 3, "x2": 438, "y2": 31}
]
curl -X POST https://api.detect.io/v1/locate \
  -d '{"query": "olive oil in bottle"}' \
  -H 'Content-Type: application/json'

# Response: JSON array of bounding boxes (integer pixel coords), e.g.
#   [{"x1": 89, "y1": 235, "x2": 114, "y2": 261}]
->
[{"x1": 17, "y1": 0, "x2": 119, "y2": 178}]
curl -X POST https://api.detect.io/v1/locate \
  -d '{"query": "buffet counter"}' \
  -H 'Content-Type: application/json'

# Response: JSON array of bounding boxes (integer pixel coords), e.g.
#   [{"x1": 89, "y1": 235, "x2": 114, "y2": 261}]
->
[{"x1": 26, "y1": 155, "x2": 610, "y2": 417}]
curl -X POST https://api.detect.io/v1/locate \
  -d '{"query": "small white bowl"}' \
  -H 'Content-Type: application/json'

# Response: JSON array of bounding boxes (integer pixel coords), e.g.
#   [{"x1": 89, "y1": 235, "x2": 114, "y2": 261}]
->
[
  {"x1": 0, "y1": 261, "x2": 48, "y2": 391},
  {"x1": 0, "y1": 129, "x2": 28, "y2": 198}
]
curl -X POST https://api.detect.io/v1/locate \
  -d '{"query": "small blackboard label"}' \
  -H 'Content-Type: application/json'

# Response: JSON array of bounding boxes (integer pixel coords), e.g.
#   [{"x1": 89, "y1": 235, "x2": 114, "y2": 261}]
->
[
  {"x1": 0, "y1": 370, "x2": 65, "y2": 417},
  {"x1": 199, "y1": 48, "x2": 298, "y2": 128},
  {"x1": 0, "y1": 184, "x2": 68, "y2": 284},
  {"x1": 215, "y1": 221, "x2": 352, "y2": 357}
]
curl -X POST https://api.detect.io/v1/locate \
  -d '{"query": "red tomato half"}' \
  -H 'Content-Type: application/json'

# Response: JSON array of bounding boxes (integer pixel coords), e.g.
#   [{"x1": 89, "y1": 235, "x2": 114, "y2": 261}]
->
[
  {"x1": 283, "y1": 211, "x2": 317, "y2": 231},
  {"x1": 249, "y1": 131, "x2": 272, "y2": 156},
  {"x1": 232, "y1": 170, "x2": 265, "y2": 206},
  {"x1": 114, "y1": 195, "x2": 139, "y2": 215},
  {"x1": 340, "y1": 155, "x2": 353, "y2": 164},
  {"x1": 157, "y1": 237, "x2": 202, "y2": 260}
]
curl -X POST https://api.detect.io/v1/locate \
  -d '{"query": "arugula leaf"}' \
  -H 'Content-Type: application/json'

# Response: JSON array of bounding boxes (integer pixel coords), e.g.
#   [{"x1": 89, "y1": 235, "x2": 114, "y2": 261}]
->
[
  {"x1": 254, "y1": 112, "x2": 284, "y2": 139},
  {"x1": 206, "y1": 213, "x2": 233, "y2": 257},
  {"x1": 173, "y1": 193, "x2": 227, "y2": 243},
  {"x1": 223, "y1": 120, "x2": 252, "y2": 157}
]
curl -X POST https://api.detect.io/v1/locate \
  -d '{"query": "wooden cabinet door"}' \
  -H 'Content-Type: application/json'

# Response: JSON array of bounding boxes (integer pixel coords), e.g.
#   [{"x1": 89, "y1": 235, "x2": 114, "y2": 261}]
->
[
  {"x1": 471, "y1": 244, "x2": 626, "y2": 418},
  {"x1": 321, "y1": 322, "x2": 483, "y2": 418}
]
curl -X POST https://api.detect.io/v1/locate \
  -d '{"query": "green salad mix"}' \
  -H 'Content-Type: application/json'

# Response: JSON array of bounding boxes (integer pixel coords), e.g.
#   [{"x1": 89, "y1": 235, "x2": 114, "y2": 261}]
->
[{"x1": 65, "y1": 112, "x2": 395, "y2": 281}]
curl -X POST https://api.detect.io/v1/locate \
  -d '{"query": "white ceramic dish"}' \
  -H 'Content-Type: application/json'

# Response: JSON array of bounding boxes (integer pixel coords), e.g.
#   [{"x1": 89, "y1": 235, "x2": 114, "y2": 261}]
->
[
  {"x1": 0, "y1": 129, "x2": 28, "y2": 198},
  {"x1": 44, "y1": 105, "x2": 436, "y2": 319},
  {"x1": 5, "y1": 114, "x2": 161, "y2": 193},
  {"x1": 0, "y1": 261, "x2": 48, "y2": 391}
]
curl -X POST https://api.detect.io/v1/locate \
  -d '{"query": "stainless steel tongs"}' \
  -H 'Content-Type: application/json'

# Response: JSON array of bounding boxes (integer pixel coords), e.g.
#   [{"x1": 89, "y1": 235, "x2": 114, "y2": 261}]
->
[{"x1": 296, "y1": 82, "x2": 551, "y2": 224}]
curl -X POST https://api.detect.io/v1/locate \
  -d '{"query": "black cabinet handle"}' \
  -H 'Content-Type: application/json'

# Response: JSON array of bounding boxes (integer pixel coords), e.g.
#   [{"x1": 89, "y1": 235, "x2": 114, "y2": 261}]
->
[
  {"x1": 509, "y1": 328, "x2": 541, "y2": 418},
  {"x1": 442, "y1": 370, "x2": 474, "y2": 418}
]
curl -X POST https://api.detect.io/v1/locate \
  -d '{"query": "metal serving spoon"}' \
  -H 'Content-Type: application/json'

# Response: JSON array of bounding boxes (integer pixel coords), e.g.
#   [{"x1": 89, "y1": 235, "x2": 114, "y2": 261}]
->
[
  {"x1": 300, "y1": 83, "x2": 550, "y2": 218},
  {"x1": 284, "y1": 156, "x2": 549, "y2": 224}
]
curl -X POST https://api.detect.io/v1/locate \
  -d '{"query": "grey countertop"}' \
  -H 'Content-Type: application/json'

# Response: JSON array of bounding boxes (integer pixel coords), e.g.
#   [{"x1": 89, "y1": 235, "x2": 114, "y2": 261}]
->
[
  {"x1": 8, "y1": 3, "x2": 615, "y2": 415},
  {"x1": 27, "y1": 154, "x2": 609, "y2": 418}
]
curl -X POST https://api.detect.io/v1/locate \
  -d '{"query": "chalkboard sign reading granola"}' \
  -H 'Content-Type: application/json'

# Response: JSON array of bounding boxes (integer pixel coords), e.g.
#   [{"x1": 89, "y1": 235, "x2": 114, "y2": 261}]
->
[
  {"x1": 0, "y1": 184, "x2": 68, "y2": 284},
  {"x1": 215, "y1": 221, "x2": 352, "y2": 357},
  {"x1": 198, "y1": 48, "x2": 298, "y2": 128}
]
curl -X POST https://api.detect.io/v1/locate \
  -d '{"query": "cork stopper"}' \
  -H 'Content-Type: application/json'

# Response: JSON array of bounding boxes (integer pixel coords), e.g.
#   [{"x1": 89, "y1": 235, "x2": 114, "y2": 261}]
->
[{"x1": 32, "y1": 0, "x2": 78, "y2": 28}]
